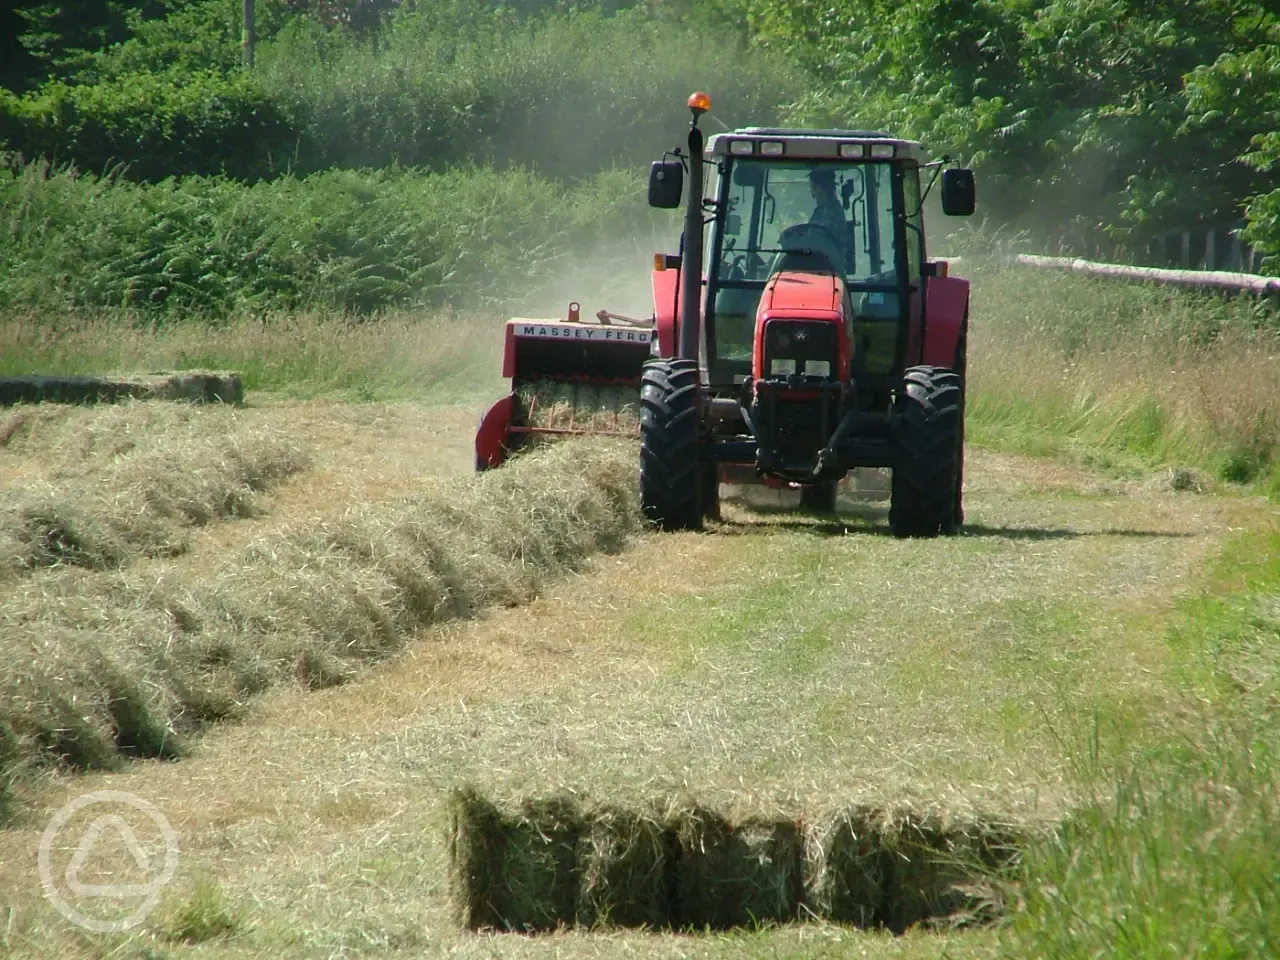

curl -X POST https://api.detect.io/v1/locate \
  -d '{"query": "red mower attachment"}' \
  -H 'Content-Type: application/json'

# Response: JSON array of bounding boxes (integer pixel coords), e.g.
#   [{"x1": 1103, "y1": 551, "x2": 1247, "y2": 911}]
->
[{"x1": 475, "y1": 303, "x2": 654, "y2": 470}]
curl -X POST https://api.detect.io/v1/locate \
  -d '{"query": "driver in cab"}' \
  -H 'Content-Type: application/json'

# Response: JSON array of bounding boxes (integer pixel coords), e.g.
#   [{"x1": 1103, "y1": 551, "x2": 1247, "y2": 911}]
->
[{"x1": 806, "y1": 167, "x2": 849, "y2": 268}]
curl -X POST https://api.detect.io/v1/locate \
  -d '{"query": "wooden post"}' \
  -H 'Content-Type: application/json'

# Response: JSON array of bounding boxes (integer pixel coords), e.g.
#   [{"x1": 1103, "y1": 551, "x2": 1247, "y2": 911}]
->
[{"x1": 242, "y1": 0, "x2": 255, "y2": 69}]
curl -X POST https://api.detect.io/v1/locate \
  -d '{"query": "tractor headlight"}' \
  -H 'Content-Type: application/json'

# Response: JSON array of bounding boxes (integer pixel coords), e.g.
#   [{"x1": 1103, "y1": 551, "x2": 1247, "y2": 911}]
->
[
  {"x1": 870, "y1": 143, "x2": 896, "y2": 158},
  {"x1": 803, "y1": 360, "x2": 831, "y2": 377},
  {"x1": 770, "y1": 358, "x2": 797, "y2": 376},
  {"x1": 729, "y1": 139, "x2": 754, "y2": 155},
  {"x1": 760, "y1": 141, "x2": 785, "y2": 156},
  {"x1": 839, "y1": 143, "x2": 865, "y2": 158}
]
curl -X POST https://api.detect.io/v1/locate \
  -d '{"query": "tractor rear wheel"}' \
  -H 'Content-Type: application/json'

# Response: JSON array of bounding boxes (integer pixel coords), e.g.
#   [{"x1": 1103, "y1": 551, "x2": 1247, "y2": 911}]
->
[
  {"x1": 800, "y1": 481, "x2": 838, "y2": 513},
  {"x1": 640, "y1": 359, "x2": 703, "y2": 530},
  {"x1": 890, "y1": 366, "x2": 962, "y2": 538}
]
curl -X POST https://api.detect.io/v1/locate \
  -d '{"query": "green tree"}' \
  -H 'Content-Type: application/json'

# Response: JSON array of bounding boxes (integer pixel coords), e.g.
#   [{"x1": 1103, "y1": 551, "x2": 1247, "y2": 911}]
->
[
  {"x1": 746, "y1": 0, "x2": 1278, "y2": 252},
  {"x1": 15, "y1": 1, "x2": 174, "y2": 80}
]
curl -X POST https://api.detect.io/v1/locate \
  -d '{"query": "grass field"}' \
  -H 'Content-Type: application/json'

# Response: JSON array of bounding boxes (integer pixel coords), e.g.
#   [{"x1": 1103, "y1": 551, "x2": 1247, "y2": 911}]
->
[{"x1": 0, "y1": 263, "x2": 1277, "y2": 957}]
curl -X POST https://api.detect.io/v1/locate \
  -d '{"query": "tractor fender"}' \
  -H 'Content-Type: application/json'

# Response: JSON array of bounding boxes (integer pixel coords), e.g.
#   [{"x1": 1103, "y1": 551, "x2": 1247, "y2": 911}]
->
[
  {"x1": 651, "y1": 268, "x2": 679, "y2": 358},
  {"x1": 475, "y1": 392, "x2": 516, "y2": 470},
  {"x1": 922, "y1": 276, "x2": 970, "y2": 369}
]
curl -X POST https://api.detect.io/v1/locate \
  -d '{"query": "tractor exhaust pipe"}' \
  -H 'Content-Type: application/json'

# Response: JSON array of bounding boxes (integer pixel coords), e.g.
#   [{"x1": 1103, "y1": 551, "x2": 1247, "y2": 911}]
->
[{"x1": 679, "y1": 94, "x2": 709, "y2": 362}]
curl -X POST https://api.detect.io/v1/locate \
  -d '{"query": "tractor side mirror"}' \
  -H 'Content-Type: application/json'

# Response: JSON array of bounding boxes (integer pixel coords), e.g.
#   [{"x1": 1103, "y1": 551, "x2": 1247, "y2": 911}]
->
[
  {"x1": 940, "y1": 168, "x2": 976, "y2": 217},
  {"x1": 648, "y1": 160, "x2": 684, "y2": 209}
]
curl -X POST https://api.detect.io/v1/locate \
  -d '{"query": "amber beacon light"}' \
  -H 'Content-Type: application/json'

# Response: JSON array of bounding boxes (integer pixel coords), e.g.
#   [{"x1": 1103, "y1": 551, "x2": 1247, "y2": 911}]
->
[{"x1": 687, "y1": 91, "x2": 712, "y2": 116}]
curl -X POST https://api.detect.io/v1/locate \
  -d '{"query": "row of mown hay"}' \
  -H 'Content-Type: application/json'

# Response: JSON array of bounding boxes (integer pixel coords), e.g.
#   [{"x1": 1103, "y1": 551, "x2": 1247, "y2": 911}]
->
[
  {"x1": 0, "y1": 441, "x2": 639, "y2": 788},
  {"x1": 0, "y1": 403, "x2": 308, "y2": 580},
  {"x1": 516, "y1": 383, "x2": 641, "y2": 434},
  {"x1": 448, "y1": 789, "x2": 1019, "y2": 933},
  {"x1": 0, "y1": 372, "x2": 244, "y2": 407}
]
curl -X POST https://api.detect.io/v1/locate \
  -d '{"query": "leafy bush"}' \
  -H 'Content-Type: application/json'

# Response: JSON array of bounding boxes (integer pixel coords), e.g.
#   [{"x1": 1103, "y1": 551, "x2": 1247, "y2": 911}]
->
[
  {"x1": 744, "y1": 0, "x2": 1280, "y2": 254},
  {"x1": 0, "y1": 2, "x2": 797, "y2": 183},
  {"x1": 0, "y1": 70, "x2": 296, "y2": 181},
  {"x1": 0, "y1": 158, "x2": 659, "y2": 316}
]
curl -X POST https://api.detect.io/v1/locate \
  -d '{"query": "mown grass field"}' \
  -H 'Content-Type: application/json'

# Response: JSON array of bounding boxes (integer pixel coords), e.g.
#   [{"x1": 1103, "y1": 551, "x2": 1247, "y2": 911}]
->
[{"x1": 0, "y1": 263, "x2": 1277, "y2": 958}]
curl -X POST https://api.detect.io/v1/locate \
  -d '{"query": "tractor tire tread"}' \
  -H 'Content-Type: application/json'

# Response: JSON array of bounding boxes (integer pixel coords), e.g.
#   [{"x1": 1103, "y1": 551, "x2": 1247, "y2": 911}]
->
[
  {"x1": 890, "y1": 365, "x2": 963, "y2": 538},
  {"x1": 640, "y1": 359, "x2": 703, "y2": 530}
]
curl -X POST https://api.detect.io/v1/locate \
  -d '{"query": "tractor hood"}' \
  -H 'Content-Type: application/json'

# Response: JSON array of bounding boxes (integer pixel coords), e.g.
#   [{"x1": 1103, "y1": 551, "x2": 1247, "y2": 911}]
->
[
  {"x1": 752, "y1": 270, "x2": 852, "y2": 382},
  {"x1": 757, "y1": 270, "x2": 845, "y2": 318}
]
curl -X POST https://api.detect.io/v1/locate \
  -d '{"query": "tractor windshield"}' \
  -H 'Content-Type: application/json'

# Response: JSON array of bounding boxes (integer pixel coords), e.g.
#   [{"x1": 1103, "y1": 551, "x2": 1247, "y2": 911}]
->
[
  {"x1": 709, "y1": 159, "x2": 905, "y2": 366},
  {"x1": 714, "y1": 160, "x2": 900, "y2": 286}
]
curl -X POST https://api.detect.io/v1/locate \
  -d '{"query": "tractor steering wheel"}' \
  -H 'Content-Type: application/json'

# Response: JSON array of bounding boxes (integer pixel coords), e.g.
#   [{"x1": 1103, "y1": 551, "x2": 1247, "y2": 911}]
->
[
  {"x1": 776, "y1": 222, "x2": 845, "y2": 273},
  {"x1": 728, "y1": 252, "x2": 767, "y2": 281}
]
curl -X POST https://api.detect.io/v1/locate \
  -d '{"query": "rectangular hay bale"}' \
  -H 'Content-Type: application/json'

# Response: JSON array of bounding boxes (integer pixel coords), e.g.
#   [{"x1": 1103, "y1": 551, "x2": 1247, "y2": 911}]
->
[
  {"x1": 0, "y1": 373, "x2": 243, "y2": 408},
  {"x1": 803, "y1": 805, "x2": 887, "y2": 927},
  {"x1": 447, "y1": 787, "x2": 583, "y2": 932},
  {"x1": 878, "y1": 812, "x2": 1001, "y2": 932},
  {"x1": 672, "y1": 807, "x2": 802, "y2": 930},
  {"x1": 576, "y1": 804, "x2": 673, "y2": 929}
]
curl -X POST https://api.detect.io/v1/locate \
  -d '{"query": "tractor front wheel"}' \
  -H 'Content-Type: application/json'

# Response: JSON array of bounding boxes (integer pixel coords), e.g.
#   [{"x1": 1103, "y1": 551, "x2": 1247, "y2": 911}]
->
[
  {"x1": 640, "y1": 359, "x2": 703, "y2": 530},
  {"x1": 890, "y1": 366, "x2": 962, "y2": 538}
]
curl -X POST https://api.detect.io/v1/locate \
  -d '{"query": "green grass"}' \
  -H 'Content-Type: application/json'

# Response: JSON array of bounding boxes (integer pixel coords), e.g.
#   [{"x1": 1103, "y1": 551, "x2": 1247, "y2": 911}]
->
[{"x1": 1002, "y1": 516, "x2": 1280, "y2": 958}]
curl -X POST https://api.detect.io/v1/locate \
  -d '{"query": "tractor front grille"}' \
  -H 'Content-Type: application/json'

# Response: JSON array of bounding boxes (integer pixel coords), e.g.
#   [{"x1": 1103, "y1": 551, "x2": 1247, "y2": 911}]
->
[{"x1": 761, "y1": 320, "x2": 839, "y2": 380}]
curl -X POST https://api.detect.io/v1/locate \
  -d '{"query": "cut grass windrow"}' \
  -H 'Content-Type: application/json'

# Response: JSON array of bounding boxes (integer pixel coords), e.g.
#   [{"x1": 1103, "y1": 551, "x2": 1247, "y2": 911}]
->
[
  {"x1": 0, "y1": 403, "x2": 308, "y2": 579},
  {"x1": 0, "y1": 440, "x2": 638, "y2": 792}
]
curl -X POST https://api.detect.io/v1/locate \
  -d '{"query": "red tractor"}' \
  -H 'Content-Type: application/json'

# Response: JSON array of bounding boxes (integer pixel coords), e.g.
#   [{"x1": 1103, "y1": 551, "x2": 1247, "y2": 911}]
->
[{"x1": 477, "y1": 92, "x2": 976, "y2": 538}]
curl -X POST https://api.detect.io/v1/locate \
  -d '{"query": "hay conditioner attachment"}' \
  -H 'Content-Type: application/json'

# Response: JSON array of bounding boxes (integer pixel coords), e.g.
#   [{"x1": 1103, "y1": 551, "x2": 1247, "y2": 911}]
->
[{"x1": 475, "y1": 303, "x2": 654, "y2": 470}]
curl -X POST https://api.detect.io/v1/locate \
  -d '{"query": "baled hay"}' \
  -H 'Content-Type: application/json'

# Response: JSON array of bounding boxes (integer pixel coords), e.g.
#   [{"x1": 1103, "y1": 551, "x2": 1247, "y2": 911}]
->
[
  {"x1": 576, "y1": 805, "x2": 672, "y2": 929},
  {"x1": 803, "y1": 805, "x2": 886, "y2": 926},
  {"x1": 517, "y1": 382, "x2": 640, "y2": 434},
  {"x1": 672, "y1": 807, "x2": 802, "y2": 930},
  {"x1": 0, "y1": 440, "x2": 640, "y2": 774},
  {"x1": 877, "y1": 809, "x2": 1016, "y2": 932},
  {"x1": 0, "y1": 372, "x2": 243, "y2": 407},
  {"x1": 447, "y1": 791, "x2": 1023, "y2": 934},
  {"x1": 448, "y1": 787, "x2": 583, "y2": 932}
]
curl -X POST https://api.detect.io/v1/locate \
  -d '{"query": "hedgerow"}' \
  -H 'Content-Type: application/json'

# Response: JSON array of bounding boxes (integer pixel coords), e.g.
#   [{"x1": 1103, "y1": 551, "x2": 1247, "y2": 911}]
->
[{"x1": 0, "y1": 158, "x2": 658, "y2": 315}]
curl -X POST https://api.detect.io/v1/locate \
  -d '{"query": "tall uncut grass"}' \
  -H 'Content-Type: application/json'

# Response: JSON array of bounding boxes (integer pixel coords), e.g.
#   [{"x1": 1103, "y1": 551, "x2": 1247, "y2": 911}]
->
[
  {"x1": 0, "y1": 309, "x2": 504, "y2": 399},
  {"x1": 1003, "y1": 522, "x2": 1280, "y2": 958},
  {"x1": 965, "y1": 258, "x2": 1280, "y2": 492}
]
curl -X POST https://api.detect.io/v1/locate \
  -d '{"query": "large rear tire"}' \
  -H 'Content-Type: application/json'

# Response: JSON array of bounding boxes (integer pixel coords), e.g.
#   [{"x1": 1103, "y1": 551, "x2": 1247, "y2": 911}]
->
[
  {"x1": 640, "y1": 359, "x2": 703, "y2": 530},
  {"x1": 800, "y1": 481, "x2": 838, "y2": 513},
  {"x1": 890, "y1": 366, "x2": 962, "y2": 538}
]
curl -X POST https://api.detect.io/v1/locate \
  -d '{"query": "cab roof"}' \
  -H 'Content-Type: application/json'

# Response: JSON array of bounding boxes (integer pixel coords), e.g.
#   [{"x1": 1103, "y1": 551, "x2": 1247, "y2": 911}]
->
[{"x1": 706, "y1": 128, "x2": 926, "y2": 163}]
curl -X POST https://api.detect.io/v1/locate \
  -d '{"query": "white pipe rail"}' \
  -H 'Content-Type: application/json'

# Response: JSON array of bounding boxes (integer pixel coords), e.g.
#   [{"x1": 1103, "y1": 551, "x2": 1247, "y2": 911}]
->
[{"x1": 1012, "y1": 254, "x2": 1280, "y2": 295}]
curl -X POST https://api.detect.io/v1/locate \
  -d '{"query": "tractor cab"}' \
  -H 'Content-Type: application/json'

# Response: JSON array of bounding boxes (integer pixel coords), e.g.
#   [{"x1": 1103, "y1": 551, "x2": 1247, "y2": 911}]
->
[
  {"x1": 701, "y1": 130, "x2": 928, "y2": 392},
  {"x1": 642, "y1": 94, "x2": 977, "y2": 536}
]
